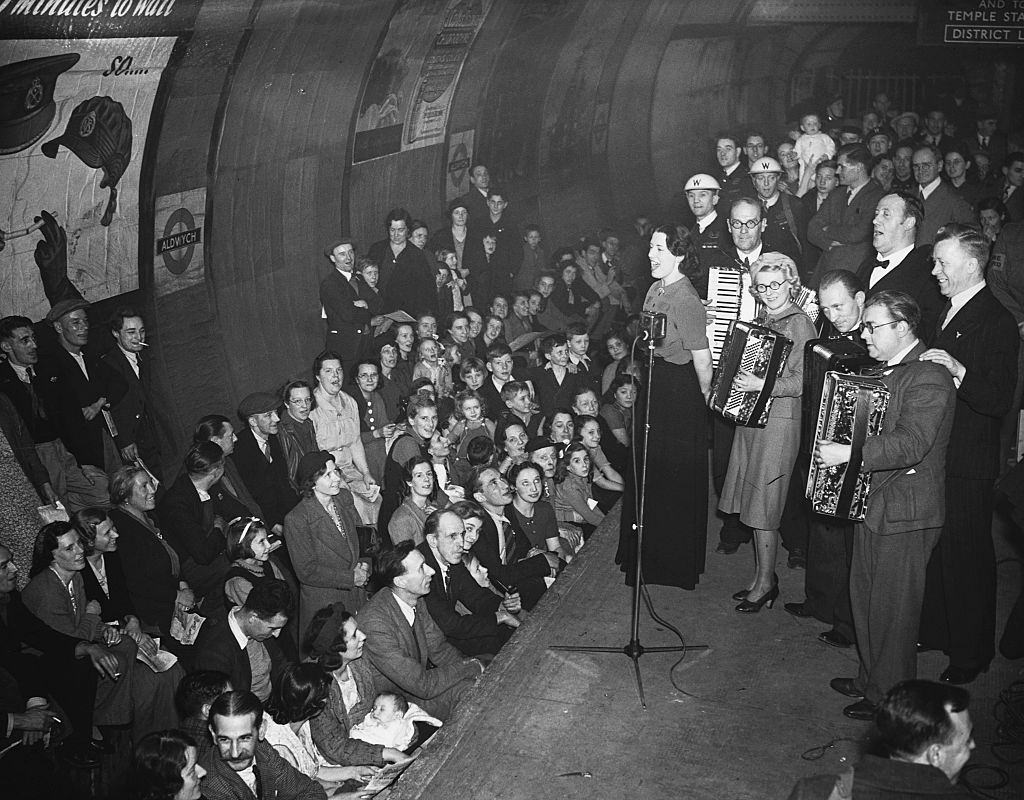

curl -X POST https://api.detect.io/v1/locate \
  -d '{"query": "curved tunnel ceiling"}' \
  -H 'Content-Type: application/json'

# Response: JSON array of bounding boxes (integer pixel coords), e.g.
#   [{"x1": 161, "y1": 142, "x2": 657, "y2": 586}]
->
[{"x1": 1, "y1": 0, "x2": 1015, "y2": 454}]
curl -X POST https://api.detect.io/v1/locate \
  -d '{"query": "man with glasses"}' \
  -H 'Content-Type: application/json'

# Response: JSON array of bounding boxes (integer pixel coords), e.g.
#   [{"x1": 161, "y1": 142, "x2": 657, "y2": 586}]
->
[
  {"x1": 816, "y1": 291, "x2": 955, "y2": 720},
  {"x1": 912, "y1": 145, "x2": 975, "y2": 246},
  {"x1": 808, "y1": 144, "x2": 885, "y2": 283},
  {"x1": 856, "y1": 192, "x2": 945, "y2": 343}
]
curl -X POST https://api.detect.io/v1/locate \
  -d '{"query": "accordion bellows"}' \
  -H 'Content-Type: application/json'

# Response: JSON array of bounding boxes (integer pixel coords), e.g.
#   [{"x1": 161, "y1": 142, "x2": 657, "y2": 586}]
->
[
  {"x1": 709, "y1": 321, "x2": 793, "y2": 428},
  {"x1": 806, "y1": 372, "x2": 890, "y2": 520}
]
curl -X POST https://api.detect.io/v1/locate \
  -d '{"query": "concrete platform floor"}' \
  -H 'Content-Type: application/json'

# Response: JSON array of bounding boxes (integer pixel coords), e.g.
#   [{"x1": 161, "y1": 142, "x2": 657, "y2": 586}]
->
[{"x1": 385, "y1": 504, "x2": 1024, "y2": 800}]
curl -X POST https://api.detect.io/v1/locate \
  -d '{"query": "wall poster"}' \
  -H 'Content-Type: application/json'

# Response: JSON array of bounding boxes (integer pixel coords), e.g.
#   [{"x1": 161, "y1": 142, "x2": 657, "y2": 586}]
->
[
  {"x1": 353, "y1": 0, "x2": 494, "y2": 164},
  {"x1": 0, "y1": 1, "x2": 201, "y2": 321}
]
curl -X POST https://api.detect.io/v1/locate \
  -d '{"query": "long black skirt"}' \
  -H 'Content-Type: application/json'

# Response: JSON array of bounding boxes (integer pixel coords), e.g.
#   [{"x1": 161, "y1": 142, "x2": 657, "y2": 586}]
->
[{"x1": 618, "y1": 358, "x2": 708, "y2": 589}]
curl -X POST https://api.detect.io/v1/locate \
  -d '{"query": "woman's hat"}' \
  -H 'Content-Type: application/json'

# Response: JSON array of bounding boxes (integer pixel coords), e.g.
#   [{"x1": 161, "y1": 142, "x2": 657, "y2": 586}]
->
[{"x1": 297, "y1": 450, "x2": 333, "y2": 488}]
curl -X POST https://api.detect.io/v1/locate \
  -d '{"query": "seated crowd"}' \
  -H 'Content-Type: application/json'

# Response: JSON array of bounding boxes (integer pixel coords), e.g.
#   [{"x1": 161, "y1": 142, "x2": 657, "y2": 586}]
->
[{"x1": 3, "y1": 88, "x2": 1022, "y2": 797}]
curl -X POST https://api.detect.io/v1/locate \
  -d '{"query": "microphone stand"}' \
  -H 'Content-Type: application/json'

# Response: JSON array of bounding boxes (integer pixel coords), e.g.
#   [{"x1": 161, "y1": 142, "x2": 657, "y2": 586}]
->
[{"x1": 549, "y1": 313, "x2": 707, "y2": 709}]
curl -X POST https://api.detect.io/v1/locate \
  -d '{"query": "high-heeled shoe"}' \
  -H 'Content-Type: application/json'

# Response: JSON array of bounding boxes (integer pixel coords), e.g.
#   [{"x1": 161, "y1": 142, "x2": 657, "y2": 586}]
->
[
  {"x1": 735, "y1": 582, "x2": 779, "y2": 613},
  {"x1": 732, "y1": 573, "x2": 779, "y2": 602}
]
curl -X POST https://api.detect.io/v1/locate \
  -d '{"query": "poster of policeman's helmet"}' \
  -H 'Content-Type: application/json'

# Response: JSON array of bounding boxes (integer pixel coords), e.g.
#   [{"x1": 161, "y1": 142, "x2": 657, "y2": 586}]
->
[{"x1": 0, "y1": 0, "x2": 200, "y2": 322}]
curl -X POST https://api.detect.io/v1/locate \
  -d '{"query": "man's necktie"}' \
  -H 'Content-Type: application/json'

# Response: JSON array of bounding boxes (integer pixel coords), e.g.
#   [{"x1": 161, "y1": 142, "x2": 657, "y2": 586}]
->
[
  {"x1": 875, "y1": 260, "x2": 889, "y2": 270},
  {"x1": 23, "y1": 366, "x2": 41, "y2": 421},
  {"x1": 442, "y1": 569, "x2": 450, "y2": 598},
  {"x1": 981, "y1": 136, "x2": 989, "y2": 149},
  {"x1": 252, "y1": 763, "x2": 263, "y2": 799},
  {"x1": 500, "y1": 521, "x2": 514, "y2": 565}
]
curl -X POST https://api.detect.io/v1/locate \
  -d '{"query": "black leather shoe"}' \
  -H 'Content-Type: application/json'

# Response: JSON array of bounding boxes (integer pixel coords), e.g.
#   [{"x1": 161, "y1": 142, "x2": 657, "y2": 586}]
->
[
  {"x1": 843, "y1": 699, "x2": 877, "y2": 721},
  {"x1": 829, "y1": 677, "x2": 864, "y2": 699},
  {"x1": 56, "y1": 742, "x2": 100, "y2": 769},
  {"x1": 784, "y1": 602, "x2": 814, "y2": 618},
  {"x1": 787, "y1": 549, "x2": 806, "y2": 569},
  {"x1": 819, "y1": 629, "x2": 853, "y2": 649},
  {"x1": 716, "y1": 541, "x2": 740, "y2": 555},
  {"x1": 939, "y1": 664, "x2": 989, "y2": 685}
]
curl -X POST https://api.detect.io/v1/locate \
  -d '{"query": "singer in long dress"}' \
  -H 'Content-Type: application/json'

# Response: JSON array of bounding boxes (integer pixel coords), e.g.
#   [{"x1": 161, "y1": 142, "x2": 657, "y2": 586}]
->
[
  {"x1": 619, "y1": 226, "x2": 712, "y2": 589},
  {"x1": 718, "y1": 253, "x2": 816, "y2": 611}
]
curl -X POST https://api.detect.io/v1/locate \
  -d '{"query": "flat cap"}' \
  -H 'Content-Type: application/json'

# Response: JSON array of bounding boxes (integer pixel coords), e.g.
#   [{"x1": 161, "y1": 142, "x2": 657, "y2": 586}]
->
[
  {"x1": 45, "y1": 297, "x2": 90, "y2": 323},
  {"x1": 238, "y1": 391, "x2": 279, "y2": 420},
  {"x1": 324, "y1": 238, "x2": 353, "y2": 257}
]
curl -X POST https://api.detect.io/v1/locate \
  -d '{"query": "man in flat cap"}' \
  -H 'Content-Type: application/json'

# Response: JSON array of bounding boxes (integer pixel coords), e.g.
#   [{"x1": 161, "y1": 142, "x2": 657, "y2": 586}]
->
[
  {"x1": 320, "y1": 238, "x2": 370, "y2": 374},
  {"x1": 36, "y1": 298, "x2": 127, "y2": 474},
  {"x1": 231, "y1": 392, "x2": 298, "y2": 535}
]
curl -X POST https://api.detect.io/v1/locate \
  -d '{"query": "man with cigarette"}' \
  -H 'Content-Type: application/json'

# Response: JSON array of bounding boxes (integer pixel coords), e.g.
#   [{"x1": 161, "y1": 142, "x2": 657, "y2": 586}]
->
[{"x1": 103, "y1": 306, "x2": 163, "y2": 479}]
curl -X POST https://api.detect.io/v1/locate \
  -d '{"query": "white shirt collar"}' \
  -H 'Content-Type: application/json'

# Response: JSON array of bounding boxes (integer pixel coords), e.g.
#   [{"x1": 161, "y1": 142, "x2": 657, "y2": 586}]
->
[
  {"x1": 847, "y1": 181, "x2": 868, "y2": 202},
  {"x1": 697, "y1": 210, "x2": 718, "y2": 233},
  {"x1": 428, "y1": 543, "x2": 449, "y2": 578},
  {"x1": 391, "y1": 590, "x2": 417, "y2": 626},
  {"x1": 227, "y1": 608, "x2": 249, "y2": 650},
  {"x1": 336, "y1": 267, "x2": 354, "y2": 280},
  {"x1": 887, "y1": 340, "x2": 920, "y2": 366},
  {"x1": 876, "y1": 243, "x2": 915, "y2": 270},
  {"x1": 948, "y1": 280, "x2": 986, "y2": 321},
  {"x1": 724, "y1": 162, "x2": 740, "y2": 177},
  {"x1": 920, "y1": 176, "x2": 942, "y2": 199},
  {"x1": 737, "y1": 244, "x2": 762, "y2": 265},
  {"x1": 762, "y1": 193, "x2": 779, "y2": 209},
  {"x1": 9, "y1": 362, "x2": 31, "y2": 381}
]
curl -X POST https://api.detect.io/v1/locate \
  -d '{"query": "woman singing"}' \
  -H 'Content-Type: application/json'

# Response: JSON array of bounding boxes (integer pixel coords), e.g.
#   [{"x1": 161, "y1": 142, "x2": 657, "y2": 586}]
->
[
  {"x1": 619, "y1": 225, "x2": 712, "y2": 589},
  {"x1": 718, "y1": 253, "x2": 815, "y2": 612}
]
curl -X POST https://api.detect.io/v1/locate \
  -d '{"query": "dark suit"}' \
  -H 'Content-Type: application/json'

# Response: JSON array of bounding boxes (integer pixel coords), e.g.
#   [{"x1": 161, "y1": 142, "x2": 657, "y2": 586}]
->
[
  {"x1": 192, "y1": 609, "x2": 287, "y2": 697},
  {"x1": 917, "y1": 181, "x2": 976, "y2": 246},
  {"x1": 528, "y1": 365, "x2": 580, "y2": 420},
  {"x1": 470, "y1": 513, "x2": 550, "y2": 611},
  {"x1": 157, "y1": 471, "x2": 246, "y2": 610},
  {"x1": 231, "y1": 428, "x2": 298, "y2": 529},
  {"x1": 320, "y1": 268, "x2": 370, "y2": 368},
  {"x1": 762, "y1": 192, "x2": 811, "y2": 281},
  {"x1": 457, "y1": 187, "x2": 491, "y2": 227},
  {"x1": 1000, "y1": 184, "x2": 1024, "y2": 223},
  {"x1": 417, "y1": 541, "x2": 508, "y2": 657},
  {"x1": 856, "y1": 247, "x2": 945, "y2": 345},
  {"x1": 850, "y1": 342, "x2": 955, "y2": 704},
  {"x1": 356, "y1": 587, "x2": 480, "y2": 720},
  {"x1": 101, "y1": 346, "x2": 161, "y2": 477},
  {"x1": 807, "y1": 179, "x2": 886, "y2": 282},
  {"x1": 35, "y1": 346, "x2": 127, "y2": 469},
  {"x1": 919, "y1": 286, "x2": 1018, "y2": 671},
  {"x1": 691, "y1": 213, "x2": 731, "y2": 298},
  {"x1": 198, "y1": 739, "x2": 325, "y2": 800}
]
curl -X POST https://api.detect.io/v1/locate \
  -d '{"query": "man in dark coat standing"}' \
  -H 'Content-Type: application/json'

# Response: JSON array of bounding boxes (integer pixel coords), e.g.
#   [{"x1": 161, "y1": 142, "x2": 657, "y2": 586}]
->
[
  {"x1": 320, "y1": 238, "x2": 370, "y2": 372},
  {"x1": 917, "y1": 225, "x2": 1019, "y2": 685}
]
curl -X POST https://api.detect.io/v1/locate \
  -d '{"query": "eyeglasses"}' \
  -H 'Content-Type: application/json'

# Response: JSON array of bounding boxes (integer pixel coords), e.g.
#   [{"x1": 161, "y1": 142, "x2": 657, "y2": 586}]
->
[
  {"x1": 912, "y1": 162, "x2": 937, "y2": 170},
  {"x1": 862, "y1": 320, "x2": 901, "y2": 334},
  {"x1": 754, "y1": 281, "x2": 789, "y2": 293},
  {"x1": 728, "y1": 219, "x2": 761, "y2": 230}
]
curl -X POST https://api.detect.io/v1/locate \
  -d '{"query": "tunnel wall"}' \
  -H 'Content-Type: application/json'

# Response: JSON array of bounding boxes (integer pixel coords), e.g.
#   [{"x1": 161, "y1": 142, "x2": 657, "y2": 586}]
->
[{"x1": 2, "y1": 0, "x2": 1018, "y2": 468}]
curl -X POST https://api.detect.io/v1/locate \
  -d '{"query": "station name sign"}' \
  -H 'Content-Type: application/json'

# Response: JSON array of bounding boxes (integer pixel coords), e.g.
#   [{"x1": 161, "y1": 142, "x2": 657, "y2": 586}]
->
[{"x1": 919, "y1": 0, "x2": 1024, "y2": 44}]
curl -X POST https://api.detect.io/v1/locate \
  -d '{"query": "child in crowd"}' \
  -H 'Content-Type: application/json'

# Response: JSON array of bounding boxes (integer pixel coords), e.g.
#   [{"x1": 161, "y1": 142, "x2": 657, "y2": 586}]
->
[
  {"x1": 504, "y1": 291, "x2": 533, "y2": 344},
  {"x1": 450, "y1": 389, "x2": 496, "y2": 461},
  {"x1": 794, "y1": 112, "x2": 835, "y2": 183},
  {"x1": 575, "y1": 414, "x2": 625, "y2": 511},
  {"x1": 499, "y1": 380, "x2": 542, "y2": 437},
  {"x1": 460, "y1": 357, "x2": 488, "y2": 393},
  {"x1": 553, "y1": 440, "x2": 605, "y2": 540},
  {"x1": 514, "y1": 223, "x2": 545, "y2": 291},
  {"x1": 601, "y1": 329, "x2": 629, "y2": 394},
  {"x1": 349, "y1": 691, "x2": 441, "y2": 751},
  {"x1": 601, "y1": 375, "x2": 638, "y2": 447},
  {"x1": 222, "y1": 516, "x2": 287, "y2": 608},
  {"x1": 435, "y1": 247, "x2": 467, "y2": 315},
  {"x1": 416, "y1": 314, "x2": 438, "y2": 341},
  {"x1": 356, "y1": 256, "x2": 385, "y2": 317},
  {"x1": 412, "y1": 337, "x2": 453, "y2": 397}
]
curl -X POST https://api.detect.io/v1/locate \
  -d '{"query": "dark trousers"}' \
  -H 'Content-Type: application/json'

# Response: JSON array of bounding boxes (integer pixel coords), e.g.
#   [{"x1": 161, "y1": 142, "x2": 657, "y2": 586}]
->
[
  {"x1": 851, "y1": 522, "x2": 941, "y2": 704},
  {"x1": 7, "y1": 651, "x2": 96, "y2": 745},
  {"x1": 713, "y1": 414, "x2": 752, "y2": 545},
  {"x1": 779, "y1": 452, "x2": 810, "y2": 554},
  {"x1": 919, "y1": 476, "x2": 998, "y2": 669},
  {"x1": 803, "y1": 517, "x2": 856, "y2": 641}
]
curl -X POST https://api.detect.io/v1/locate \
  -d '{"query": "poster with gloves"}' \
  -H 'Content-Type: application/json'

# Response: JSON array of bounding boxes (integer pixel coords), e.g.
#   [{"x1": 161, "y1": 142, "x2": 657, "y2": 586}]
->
[{"x1": 0, "y1": 36, "x2": 176, "y2": 321}]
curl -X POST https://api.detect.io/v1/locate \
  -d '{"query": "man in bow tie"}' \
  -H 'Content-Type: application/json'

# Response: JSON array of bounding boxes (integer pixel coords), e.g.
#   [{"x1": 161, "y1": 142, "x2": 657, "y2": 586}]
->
[
  {"x1": 917, "y1": 225, "x2": 1018, "y2": 686},
  {"x1": 855, "y1": 192, "x2": 945, "y2": 343}
]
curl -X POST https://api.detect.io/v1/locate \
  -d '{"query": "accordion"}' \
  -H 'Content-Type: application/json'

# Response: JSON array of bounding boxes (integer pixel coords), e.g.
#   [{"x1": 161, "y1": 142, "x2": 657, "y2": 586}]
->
[
  {"x1": 709, "y1": 321, "x2": 793, "y2": 428},
  {"x1": 806, "y1": 372, "x2": 890, "y2": 521},
  {"x1": 706, "y1": 266, "x2": 757, "y2": 367},
  {"x1": 800, "y1": 336, "x2": 876, "y2": 454}
]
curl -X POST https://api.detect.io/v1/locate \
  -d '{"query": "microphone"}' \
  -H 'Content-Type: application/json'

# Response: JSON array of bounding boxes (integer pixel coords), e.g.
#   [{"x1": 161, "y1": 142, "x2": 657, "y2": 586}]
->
[{"x1": 639, "y1": 311, "x2": 667, "y2": 342}]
